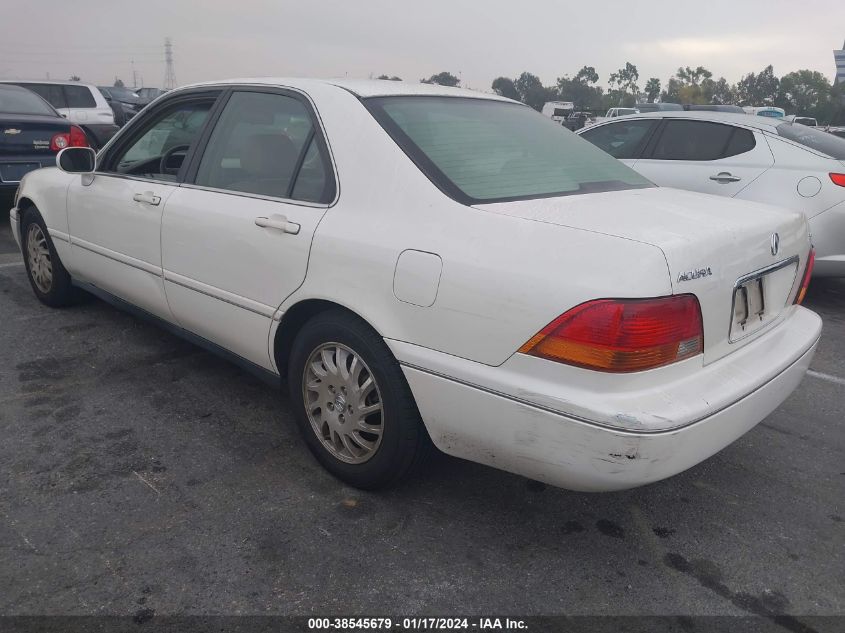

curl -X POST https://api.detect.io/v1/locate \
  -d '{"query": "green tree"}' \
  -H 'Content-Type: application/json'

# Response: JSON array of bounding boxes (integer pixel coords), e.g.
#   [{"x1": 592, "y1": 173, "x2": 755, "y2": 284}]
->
[
  {"x1": 377, "y1": 74, "x2": 402, "y2": 81},
  {"x1": 676, "y1": 66, "x2": 712, "y2": 86},
  {"x1": 421, "y1": 72, "x2": 460, "y2": 87},
  {"x1": 69, "y1": 75, "x2": 81, "y2": 81},
  {"x1": 491, "y1": 76, "x2": 520, "y2": 100},
  {"x1": 778, "y1": 70, "x2": 831, "y2": 116},
  {"x1": 113, "y1": 77, "x2": 125, "y2": 88},
  {"x1": 557, "y1": 66, "x2": 603, "y2": 112},
  {"x1": 608, "y1": 62, "x2": 640, "y2": 105},
  {"x1": 514, "y1": 72, "x2": 557, "y2": 111},
  {"x1": 708, "y1": 77, "x2": 736, "y2": 105},
  {"x1": 736, "y1": 65, "x2": 779, "y2": 106},
  {"x1": 644, "y1": 78, "x2": 661, "y2": 103}
]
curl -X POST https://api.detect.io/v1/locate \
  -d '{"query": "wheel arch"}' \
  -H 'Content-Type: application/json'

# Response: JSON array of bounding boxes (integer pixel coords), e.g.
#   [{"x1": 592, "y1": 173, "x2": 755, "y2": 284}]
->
[{"x1": 273, "y1": 298, "x2": 386, "y2": 380}]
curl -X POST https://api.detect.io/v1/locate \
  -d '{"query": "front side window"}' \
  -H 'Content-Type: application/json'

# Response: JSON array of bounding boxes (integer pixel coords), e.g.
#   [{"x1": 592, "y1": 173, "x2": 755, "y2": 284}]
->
[
  {"x1": 366, "y1": 96, "x2": 651, "y2": 204},
  {"x1": 109, "y1": 100, "x2": 213, "y2": 181},
  {"x1": 64, "y1": 85, "x2": 96, "y2": 108},
  {"x1": 580, "y1": 120, "x2": 656, "y2": 159},
  {"x1": 650, "y1": 120, "x2": 754, "y2": 161},
  {"x1": 194, "y1": 91, "x2": 333, "y2": 202}
]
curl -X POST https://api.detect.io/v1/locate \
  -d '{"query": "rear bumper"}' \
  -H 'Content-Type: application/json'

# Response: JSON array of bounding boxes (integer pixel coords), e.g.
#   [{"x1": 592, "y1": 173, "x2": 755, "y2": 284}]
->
[{"x1": 399, "y1": 307, "x2": 821, "y2": 491}]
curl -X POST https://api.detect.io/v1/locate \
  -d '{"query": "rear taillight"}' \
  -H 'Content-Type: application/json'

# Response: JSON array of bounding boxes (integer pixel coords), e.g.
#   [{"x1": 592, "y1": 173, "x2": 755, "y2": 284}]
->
[
  {"x1": 518, "y1": 295, "x2": 704, "y2": 373},
  {"x1": 69, "y1": 125, "x2": 88, "y2": 147},
  {"x1": 50, "y1": 126, "x2": 89, "y2": 152},
  {"x1": 830, "y1": 173, "x2": 845, "y2": 187},
  {"x1": 795, "y1": 248, "x2": 815, "y2": 305}
]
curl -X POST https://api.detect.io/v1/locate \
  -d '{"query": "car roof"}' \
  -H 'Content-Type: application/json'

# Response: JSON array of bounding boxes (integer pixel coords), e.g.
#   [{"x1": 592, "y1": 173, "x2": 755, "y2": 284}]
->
[
  {"x1": 607, "y1": 109, "x2": 783, "y2": 131},
  {"x1": 175, "y1": 77, "x2": 513, "y2": 102},
  {"x1": 0, "y1": 79, "x2": 98, "y2": 89}
]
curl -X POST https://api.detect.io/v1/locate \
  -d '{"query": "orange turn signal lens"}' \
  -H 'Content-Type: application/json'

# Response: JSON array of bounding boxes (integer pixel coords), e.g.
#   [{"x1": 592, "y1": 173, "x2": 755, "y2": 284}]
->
[
  {"x1": 518, "y1": 295, "x2": 704, "y2": 373},
  {"x1": 795, "y1": 248, "x2": 815, "y2": 305}
]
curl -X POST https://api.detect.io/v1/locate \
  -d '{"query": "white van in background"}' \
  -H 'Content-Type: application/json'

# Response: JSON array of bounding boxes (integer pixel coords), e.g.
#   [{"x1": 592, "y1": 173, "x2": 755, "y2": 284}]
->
[{"x1": 541, "y1": 100, "x2": 574, "y2": 124}]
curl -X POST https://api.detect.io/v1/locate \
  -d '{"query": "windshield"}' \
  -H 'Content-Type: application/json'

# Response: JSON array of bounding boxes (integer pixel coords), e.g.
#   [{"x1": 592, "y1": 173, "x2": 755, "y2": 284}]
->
[
  {"x1": 0, "y1": 85, "x2": 56, "y2": 116},
  {"x1": 102, "y1": 87, "x2": 139, "y2": 103},
  {"x1": 366, "y1": 96, "x2": 651, "y2": 204},
  {"x1": 776, "y1": 123, "x2": 845, "y2": 160}
]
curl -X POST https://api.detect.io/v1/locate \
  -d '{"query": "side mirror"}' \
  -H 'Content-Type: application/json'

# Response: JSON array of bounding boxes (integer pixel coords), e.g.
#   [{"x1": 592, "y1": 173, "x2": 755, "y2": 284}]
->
[{"x1": 57, "y1": 147, "x2": 96, "y2": 174}]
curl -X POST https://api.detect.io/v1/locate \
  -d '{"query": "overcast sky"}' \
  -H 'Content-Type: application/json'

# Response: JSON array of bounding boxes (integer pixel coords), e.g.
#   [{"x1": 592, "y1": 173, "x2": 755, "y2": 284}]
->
[{"x1": 1, "y1": 0, "x2": 843, "y2": 91}]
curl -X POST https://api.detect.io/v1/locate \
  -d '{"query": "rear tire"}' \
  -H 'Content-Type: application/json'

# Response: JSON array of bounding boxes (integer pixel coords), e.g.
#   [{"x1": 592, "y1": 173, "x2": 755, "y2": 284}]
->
[
  {"x1": 288, "y1": 310, "x2": 432, "y2": 489},
  {"x1": 20, "y1": 207, "x2": 75, "y2": 308}
]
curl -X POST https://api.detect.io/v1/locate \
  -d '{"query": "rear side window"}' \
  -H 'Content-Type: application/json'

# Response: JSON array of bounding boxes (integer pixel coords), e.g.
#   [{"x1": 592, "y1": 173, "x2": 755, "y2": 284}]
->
[
  {"x1": 64, "y1": 85, "x2": 96, "y2": 108},
  {"x1": 194, "y1": 91, "x2": 334, "y2": 203},
  {"x1": 17, "y1": 83, "x2": 67, "y2": 109},
  {"x1": 776, "y1": 123, "x2": 845, "y2": 160},
  {"x1": 651, "y1": 120, "x2": 754, "y2": 161},
  {"x1": 580, "y1": 120, "x2": 656, "y2": 159},
  {"x1": 0, "y1": 85, "x2": 55, "y2": 116},
  {"x1": 367, "y1": 96, "x2": 651, "y2": 204}
]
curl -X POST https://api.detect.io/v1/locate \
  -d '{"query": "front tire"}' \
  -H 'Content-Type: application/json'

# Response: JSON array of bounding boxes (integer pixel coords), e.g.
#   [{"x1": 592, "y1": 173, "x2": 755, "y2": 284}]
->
[
  {"x1": 288, "y1": 310, "x2": 431, "y2": 489},
  {"x1": 21, "y1": 207, "x2": 75, "y2": 307}
]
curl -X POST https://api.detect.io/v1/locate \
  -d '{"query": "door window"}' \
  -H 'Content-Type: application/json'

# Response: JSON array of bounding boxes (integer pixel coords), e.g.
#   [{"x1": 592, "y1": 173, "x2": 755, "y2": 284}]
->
[
  {"x1": 17, "y1": 83, "x2": 67, "y2": 109},
  {"x1": 650, "y1": 120, "x2": 755, "y2": 161},
  {"x1": 580, "y1": 120, "x2": 656, "y2": 159},
  {"x1": 64, "y1": 85, "x2": 96, "y2": 108},
  {"x1": 107, "y1": 100, "x2": 213, "y2": 181},
  {"x1": 194, "y1": 91, "x2": 333, "y2": 203}
]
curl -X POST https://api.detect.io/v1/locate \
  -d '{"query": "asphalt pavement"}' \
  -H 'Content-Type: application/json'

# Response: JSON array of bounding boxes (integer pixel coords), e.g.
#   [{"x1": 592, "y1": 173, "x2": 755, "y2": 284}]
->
[{"x1": 0, "y1": 214, "x2": 842, "y2": 624}]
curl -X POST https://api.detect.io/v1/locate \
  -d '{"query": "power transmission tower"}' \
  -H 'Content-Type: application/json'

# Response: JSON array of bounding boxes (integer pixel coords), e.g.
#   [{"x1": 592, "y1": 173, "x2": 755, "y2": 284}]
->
[{"x1": 163, "y1": 37, "x2": 176, "y2": 90}]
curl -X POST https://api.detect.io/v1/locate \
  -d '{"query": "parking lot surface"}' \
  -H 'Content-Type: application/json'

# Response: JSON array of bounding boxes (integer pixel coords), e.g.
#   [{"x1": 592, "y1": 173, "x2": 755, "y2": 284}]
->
[{"x1": 0, "y1": 215, "x2": 842, "y2": 621}]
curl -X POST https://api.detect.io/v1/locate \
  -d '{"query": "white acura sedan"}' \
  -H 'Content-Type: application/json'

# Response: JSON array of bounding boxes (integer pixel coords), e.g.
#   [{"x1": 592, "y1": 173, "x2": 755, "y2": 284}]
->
[
  {"x1": 577, "y1": 111, "x2": 845, "y2": 277},
  {"x1": 9, "y1": 79, "x2": 821, "y2": 491}
]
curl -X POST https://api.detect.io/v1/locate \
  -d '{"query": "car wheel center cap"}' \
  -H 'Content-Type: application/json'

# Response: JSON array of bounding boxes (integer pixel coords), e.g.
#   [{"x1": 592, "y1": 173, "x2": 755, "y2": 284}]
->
[{"x1": 334, "y1": 392, "x2": 347, "y2": 412}]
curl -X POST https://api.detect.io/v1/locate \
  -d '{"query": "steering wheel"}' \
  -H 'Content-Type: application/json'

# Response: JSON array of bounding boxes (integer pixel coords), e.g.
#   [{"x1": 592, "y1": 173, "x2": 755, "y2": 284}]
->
[{"x1": 159, "y1": 144, "x2": 190, "y2": 176}]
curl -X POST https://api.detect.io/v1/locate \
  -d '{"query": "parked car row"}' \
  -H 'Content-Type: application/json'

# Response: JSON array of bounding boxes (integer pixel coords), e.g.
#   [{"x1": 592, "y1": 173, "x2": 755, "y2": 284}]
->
[
  {"x1": 577, "y1": 110, "x2": 845, "y2": 276},
  {"x1": 0, "y1": 84, "x2": 91, "y2": 195},
  {"x1": 8, "y1": 79, "x2": 820, "y2": 493},
  {"x1": 0, "y1": 80, "x2": 168, "y2": 150}
]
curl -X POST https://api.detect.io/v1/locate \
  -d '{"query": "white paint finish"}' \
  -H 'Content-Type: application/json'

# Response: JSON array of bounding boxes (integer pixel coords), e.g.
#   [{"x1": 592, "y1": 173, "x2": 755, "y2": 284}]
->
[
  {"x1": 161, "y1": 185, "x2": 328, "y2": 367},
  {"x1": 478, "y1": 187, "x2": 810, "y2": 363},
  {"x1": 66, "y1": 174, "x2": 176, "y2": 319},
  {"x1": 12, "y1": 78, "x2": 826, "y2": 490},
  {"x1": 393, "y1": 250, "x2": 443, "y2": 307},
  {"x1": 797, "y1": 176, "x2": 822, "y2": 198},
  {"x1": 405, "y1": 332, "x2": 818, "y2": 492},
  {"x1": 803, "y1": 200, "x2": 845, "y2": 277},
  {"x1": 389, "y1": 305, "x2": 822, "y2": 433}
]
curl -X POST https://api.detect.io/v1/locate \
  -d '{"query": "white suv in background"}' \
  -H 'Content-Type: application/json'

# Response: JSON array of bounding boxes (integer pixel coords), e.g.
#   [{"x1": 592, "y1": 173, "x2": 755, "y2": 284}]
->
[{"x1": 0, "y1": 80, "x2": 118, "y2": 148}]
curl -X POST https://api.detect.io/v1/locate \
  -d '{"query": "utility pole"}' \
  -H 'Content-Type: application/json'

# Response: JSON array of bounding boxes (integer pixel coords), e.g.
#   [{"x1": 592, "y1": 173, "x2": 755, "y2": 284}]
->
[
  {"x1": 131, "y1": 60, "x2": 137, "y2": 89},
  {"x1": 163, "y1": 37, "x2": 176, "y2": 90}
]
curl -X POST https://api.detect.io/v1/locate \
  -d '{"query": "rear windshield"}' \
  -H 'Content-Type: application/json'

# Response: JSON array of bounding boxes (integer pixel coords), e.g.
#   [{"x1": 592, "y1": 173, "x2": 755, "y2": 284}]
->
[
  {"x1": 776, "y1": 123, "x2": 845, "y2": 159},
  {"x1": 0, "y1": 85, "x2": 55, "y2": 116},
  {"x1": 366, "y1": 96, "x2": 651, "y2": 204}
]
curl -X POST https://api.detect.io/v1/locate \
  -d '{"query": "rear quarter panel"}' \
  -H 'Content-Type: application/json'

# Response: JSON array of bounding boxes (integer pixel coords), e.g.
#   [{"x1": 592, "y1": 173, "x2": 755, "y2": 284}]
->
[{"x1": 281, "y1": 84, "x2": 673, "y2": 367}]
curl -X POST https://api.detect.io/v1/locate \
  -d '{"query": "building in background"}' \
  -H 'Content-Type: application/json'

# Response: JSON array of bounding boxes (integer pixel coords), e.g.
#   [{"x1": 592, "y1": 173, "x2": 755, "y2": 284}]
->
[{"x1": 835, "y1": 40, "x2": 845, "y2": 84}]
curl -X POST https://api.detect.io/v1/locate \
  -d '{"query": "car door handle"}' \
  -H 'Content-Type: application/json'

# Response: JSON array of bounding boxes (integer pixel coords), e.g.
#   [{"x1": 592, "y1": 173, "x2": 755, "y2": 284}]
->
[
  {"x1": 255, "y1": 216, "x2": 300, "y2": 235},
  {"x1": 709, "y1": 172, "x2": 741, "y2": 183},
  {"x1": 132, "y1": 191, "x2": 161, "y2": 206}
]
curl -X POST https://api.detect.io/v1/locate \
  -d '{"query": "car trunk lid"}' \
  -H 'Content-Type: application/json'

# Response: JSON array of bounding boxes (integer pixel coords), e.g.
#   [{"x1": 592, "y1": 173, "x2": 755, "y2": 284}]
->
[
  {"x1": 0, "y1": 114, "x2": 68, "y2": 156},
  {"x1": 475, "y1": 187, "x2": 810, "y2": 363}
]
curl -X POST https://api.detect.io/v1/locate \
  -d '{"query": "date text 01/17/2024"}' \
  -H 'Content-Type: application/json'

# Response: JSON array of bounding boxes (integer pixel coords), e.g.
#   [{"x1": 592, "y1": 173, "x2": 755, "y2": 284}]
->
[{"x1": 306, "y1": 617, "x2": 528, "y2": 630}]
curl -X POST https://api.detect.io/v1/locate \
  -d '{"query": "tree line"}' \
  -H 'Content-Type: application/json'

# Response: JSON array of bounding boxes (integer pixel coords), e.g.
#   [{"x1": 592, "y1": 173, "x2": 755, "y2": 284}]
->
[{"x1": 378, "y1": 65, "x2": 844, "y2": 124}]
